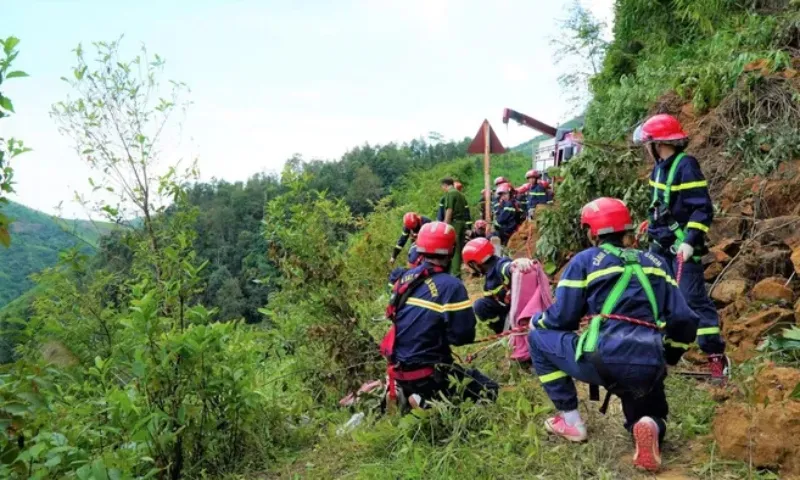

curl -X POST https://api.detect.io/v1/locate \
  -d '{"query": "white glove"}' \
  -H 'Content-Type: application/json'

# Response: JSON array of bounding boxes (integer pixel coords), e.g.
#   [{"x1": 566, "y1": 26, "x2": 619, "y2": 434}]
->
[
  {"x1": 512, "y1": 257, "x2": 535, "y2": 273},
  {"x1": 389, "y1": 256, "x2": 396, "y2": 265},
  {"x1": 677, "y1": 243, "x2": 694, "y2": 260}
]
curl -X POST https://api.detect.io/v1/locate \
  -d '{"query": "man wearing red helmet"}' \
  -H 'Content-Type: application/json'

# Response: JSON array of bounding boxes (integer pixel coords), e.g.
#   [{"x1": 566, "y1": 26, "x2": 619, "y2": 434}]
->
[
  {"x1": 463, "y1": 237, "x2": 535, "y2": 334},
  {"x1": 492, "y1": 182, "x2": 522, "y2": 246},
  {"x1": 523, "y1": 169, "x2": 549, "y2": 218},
  {"x1": 381, "y1": 222, "x2": 498, "y2": 410},
  {"x1": 390, "y1": 212, "x2": 431, "y2": 265},
  {"x1": 636, "y1": 113, "x2": 728, "y2": 379},
  {"x1": 527, "y1": 197, "x2": 699, "y2": 472},
  {"x1": 466, "y1": 219, "x2": 488, "y2": 241}
]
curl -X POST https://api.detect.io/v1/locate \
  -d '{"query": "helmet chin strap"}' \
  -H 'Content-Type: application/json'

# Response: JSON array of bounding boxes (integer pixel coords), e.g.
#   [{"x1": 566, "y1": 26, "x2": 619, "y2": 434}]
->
[{"x1": 649, "y1": 143, "x2": 661, "y2": 162}]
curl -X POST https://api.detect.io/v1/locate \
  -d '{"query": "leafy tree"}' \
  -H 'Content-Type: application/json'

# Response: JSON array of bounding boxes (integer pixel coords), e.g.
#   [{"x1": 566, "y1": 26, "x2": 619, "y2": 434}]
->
[
  {"x1": 346, "y1": 165, "x2": 383, "y2": 215},
  {"x1": 0, "y1": 36, "x2": 30, "y2": 247},
  {"x1": 50, "y1": 37, "x2": 195, "y2": 268},
  {"x1": 551, "y1": 1, "x2": 609, "y2": 110}
]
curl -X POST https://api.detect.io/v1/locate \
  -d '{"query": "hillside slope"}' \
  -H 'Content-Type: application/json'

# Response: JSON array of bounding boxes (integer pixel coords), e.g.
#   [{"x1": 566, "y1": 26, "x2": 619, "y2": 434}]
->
[{"x1": 0, "y1": 201, "x2": 113, "y2": 307}]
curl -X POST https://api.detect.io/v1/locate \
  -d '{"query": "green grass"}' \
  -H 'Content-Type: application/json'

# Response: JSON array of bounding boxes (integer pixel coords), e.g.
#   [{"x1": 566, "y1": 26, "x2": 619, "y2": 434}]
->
[{"x1": 263, "y1": 346, "x2": 755, "y2": 479}]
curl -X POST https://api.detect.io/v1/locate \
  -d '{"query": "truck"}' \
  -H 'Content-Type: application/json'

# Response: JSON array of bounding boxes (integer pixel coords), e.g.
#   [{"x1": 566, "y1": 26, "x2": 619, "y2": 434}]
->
[{"x1": 502, "y1": 108, "x2": 584, "y2": 174}]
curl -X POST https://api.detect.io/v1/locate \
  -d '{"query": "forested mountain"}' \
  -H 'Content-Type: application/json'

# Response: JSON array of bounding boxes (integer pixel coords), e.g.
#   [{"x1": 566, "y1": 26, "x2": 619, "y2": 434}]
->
[
  {"x1": 0, "y1": 201, "x2": 114, "y2": 307},
  {"x1": 0, "y1": 135, "x2": 469, "y2": 317}
]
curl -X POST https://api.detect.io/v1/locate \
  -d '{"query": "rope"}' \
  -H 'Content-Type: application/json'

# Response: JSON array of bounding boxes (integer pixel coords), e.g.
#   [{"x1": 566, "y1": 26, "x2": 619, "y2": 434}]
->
[
  {"x1": 461, "y1": 313, "x2": 660, "y2": 364},
  {"x1": 676, "y1": 252, "x2": 685, "y2": 285},
  {"x1": 525, "y1": 219, "x2": 534, "y2": 258}
]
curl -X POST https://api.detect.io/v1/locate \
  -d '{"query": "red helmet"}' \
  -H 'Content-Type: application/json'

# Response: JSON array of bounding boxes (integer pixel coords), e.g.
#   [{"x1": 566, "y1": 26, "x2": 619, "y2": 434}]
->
[
  {"x1": 415, "y1": 221, "x2": 456, "y2": 255},
  {"x1": 639, "y1": 114, "x2": 688, "y2": 143},
  {"x1": 494, "y1": 176, "x2": 508, "y2": 186},
  {"x1": 403, "y1": 212, "x2": 421, "y2": 230},
  {"x1": 496, "y1": 183, "x2": 512, "y2": 195},
  {"x1": 474, "y1": 219, "x2": 488, "y2": 231},
  {"x1": 463, "y1": 237, "x2": 494, "y2": 265},
  {"x1": 526, "y1": 170, "x2": 542, "y2": 179},
  {"x1": 580, "y1": 198, "x2": 633, "y2": 236},
  {"x1": 454, "y1": 181, "x2": 463, "y2": 191}
]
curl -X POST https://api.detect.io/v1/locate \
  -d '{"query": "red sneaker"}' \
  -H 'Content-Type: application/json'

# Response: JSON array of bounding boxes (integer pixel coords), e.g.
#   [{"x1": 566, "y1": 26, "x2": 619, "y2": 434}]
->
[
  {"x1": 709, "y1": 354, "x2": 730, "y2": 383},
  {"x1": 632, "y1": 417, "x2": 662, "y2": 472}
]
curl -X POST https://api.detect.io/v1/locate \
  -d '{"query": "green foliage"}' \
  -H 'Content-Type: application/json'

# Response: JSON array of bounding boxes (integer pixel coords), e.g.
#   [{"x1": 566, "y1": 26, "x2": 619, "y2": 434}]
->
[
  {"x1": 0, "y1": 36, "x2": 31, "y2": 248},
  {"x1": 536, "y1": 148, "x2": 649, "y2": 261},
  {"x1": 758, "y1": 326, "x2": 800, "y2": 365}
]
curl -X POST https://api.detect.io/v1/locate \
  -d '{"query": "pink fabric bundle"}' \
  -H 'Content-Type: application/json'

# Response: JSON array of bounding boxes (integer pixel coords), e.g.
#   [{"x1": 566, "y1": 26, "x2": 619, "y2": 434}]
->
[{"x1": 507, "y1": 262, "x2": 553, "y2": 361}]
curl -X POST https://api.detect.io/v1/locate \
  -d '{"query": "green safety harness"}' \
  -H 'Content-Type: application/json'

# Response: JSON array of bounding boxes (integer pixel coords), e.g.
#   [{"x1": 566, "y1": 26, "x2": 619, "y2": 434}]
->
[
  {"x1": 649, "y1": 152, "x2": 703, "y2": 263},
  {"x1": 575, "y1": 243, "x2": 663, "y2": 413},
  {"x1": 649, "y1": 152, "x2": 688, "y2": 251}
]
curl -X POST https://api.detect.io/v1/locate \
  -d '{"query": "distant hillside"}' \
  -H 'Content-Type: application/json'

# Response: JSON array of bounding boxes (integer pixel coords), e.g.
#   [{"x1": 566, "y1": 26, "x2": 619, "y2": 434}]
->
[
  {"x1": 510, "y1": 116, "x2": 585, "y2": 156},
  {"x1": 0, "y1": 202, "x2": 115, "y2": 308}
]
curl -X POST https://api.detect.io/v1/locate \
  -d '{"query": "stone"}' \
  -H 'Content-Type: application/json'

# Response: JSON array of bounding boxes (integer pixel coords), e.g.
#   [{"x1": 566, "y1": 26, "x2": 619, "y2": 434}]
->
[
  {"x1": 704, "y1": 262, "x2": 724, "y2": 281},
  {"x1": 711, "y1": 278, "x2": 749, "y2": 304},
  {"x1": 794, "y1": 297, "x2": 800, "y2": 324},
  {"x1": 751, "y1": 276, "x2": 794, "y2": 303},
  {"x1": 755, "y1": 216, "x2": 800, "y2": 247}
]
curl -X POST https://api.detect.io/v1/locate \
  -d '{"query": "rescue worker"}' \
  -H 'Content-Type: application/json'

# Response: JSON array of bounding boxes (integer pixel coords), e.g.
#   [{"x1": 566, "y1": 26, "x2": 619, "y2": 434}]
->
[
  {"x1": 492, "y1": 183, "x2": 521, "y2": 246},
  {"x1": 390, "y1": 212, "x2": 431, "y2": 265},
  {"x1": 441, "y1": 177, "x2": 469, "y2": 278},
  {"x1": 466, "y1": 219, "x2": 488, "y2": 241},
  {"x1": 524, "y1": 170, "x2": 549, "y2": 218},
  {"x1": 635, "y1": 114, "x2": 728, "y2": 379},
  {"x1": 527, "y1": 197, "x2": 699, "y2": 472},
  {"x1": 381, "y1": 221, "x2": 499, "y2": 409},
  {"x1": 463, "y1": 237, "x2": 534, "y2": 334}
]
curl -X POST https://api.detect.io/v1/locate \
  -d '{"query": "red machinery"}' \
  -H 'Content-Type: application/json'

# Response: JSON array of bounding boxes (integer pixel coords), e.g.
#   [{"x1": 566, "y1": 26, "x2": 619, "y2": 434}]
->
[{"x1": 502, "y1": 108, "x2": 583, "y2": 172}]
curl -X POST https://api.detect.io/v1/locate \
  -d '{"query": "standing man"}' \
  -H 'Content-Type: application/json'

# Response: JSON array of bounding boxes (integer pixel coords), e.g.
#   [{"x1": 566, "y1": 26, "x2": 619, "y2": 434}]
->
[
  {"x1": 635, "y1": 114, "x2": 728, "y2": 380},
  {"x1": 524, "y1": 170, "x2": 549, "y2": 218},
  {"x1": 492, "y1": 183, "x2": 522, "y2": 246},
  {"x1": 441, "y1": 177, "x2": 469, "y2": 277}
]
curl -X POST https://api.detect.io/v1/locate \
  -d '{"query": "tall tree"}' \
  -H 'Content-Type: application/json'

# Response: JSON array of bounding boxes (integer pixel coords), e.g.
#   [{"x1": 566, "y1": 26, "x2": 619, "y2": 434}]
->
[{"x1": 50, "y1": 37, "x2": 195, "y2": 274}]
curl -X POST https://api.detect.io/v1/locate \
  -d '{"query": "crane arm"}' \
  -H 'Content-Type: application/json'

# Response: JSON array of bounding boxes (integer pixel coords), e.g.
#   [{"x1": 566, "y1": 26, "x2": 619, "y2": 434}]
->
[{"x1": 501, "y1": 108, "x2": 558, "y2": 137}]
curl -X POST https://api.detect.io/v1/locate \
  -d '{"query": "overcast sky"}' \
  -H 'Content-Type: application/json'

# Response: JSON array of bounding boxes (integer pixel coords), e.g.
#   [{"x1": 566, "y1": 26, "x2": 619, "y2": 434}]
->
[{"x1": 4, "y1": 0, "x2": 614, "y2": 217}]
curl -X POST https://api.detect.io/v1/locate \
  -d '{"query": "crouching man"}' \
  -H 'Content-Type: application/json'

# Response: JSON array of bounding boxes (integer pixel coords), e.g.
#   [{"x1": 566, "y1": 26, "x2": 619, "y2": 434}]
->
[
  {"x1": 381, "y1": 221, "x2": 499, "y2": 410},
  {"x1": 527, "y1": 197, "x2": 699, "y2": 472}
]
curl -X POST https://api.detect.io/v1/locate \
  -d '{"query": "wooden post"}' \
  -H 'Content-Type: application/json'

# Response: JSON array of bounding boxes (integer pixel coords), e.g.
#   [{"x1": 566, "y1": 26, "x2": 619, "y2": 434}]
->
[{"x1": 483, "y1": 120, "x2": 492, "y2": 230}]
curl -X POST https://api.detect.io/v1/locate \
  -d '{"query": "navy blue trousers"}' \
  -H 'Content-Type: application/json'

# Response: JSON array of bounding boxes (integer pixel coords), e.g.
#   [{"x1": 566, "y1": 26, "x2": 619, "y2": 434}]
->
[{"x1": 528, "y1": 329, "x2": 668, "y2": 443}]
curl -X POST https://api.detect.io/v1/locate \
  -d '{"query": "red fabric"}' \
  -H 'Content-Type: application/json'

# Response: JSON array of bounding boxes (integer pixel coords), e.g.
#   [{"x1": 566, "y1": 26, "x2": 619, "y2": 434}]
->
[
  {"x1": 392, "y1": 366, "x2": 435, "y2": 381},
  {"x1": 580, "y1": 197, "x2": 633, "y2": 235},
  {"x1": 641, "y1": 114, "x2": 688, "y2": 142},
  {"x1": 379, "y1": 325, "x2": 396, "y2": 358},
  {"x1": 526, "y1": 170, "x2": 541, "y2": 179}
]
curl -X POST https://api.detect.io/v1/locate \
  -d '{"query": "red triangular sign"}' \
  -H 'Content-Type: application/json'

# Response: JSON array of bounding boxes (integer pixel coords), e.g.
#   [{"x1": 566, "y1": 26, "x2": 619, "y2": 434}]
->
[{"x1": 467, "y1": 120, "x2": 506, "y2": 155}]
